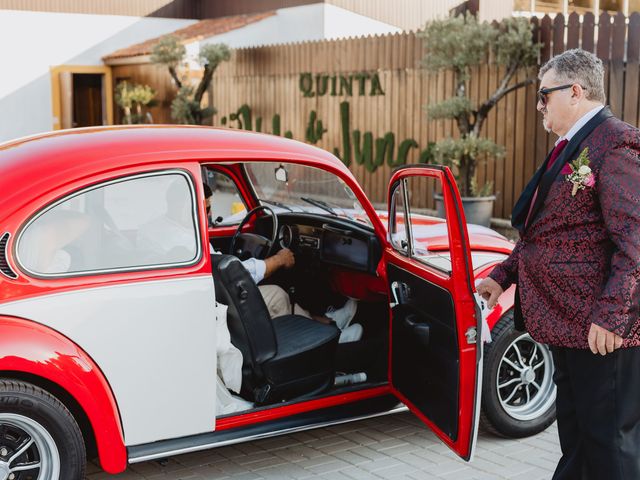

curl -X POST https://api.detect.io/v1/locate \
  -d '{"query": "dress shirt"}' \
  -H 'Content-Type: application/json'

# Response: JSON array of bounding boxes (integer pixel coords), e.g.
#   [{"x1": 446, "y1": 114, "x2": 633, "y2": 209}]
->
[
  {"x1": 556, "y1": 105, "x2": 604, "y2": 145},
  {"x1": 211, "y1": 245, "x2": 266, "y2": 284}
]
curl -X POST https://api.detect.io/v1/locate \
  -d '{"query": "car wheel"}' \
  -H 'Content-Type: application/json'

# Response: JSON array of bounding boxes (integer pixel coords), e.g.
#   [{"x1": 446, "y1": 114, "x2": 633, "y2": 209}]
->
[
  {"x1": 0, "y1": 379, "x2": 86, "y2": 480},
  {"x1": 480, "y1": 311, "x2": 557, "y2": 438}
]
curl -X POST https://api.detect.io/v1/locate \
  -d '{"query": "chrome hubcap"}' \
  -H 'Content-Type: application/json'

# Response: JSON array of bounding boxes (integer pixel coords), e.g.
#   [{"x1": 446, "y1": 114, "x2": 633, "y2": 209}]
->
[
  {"x1": 497, "y1": 333, "x2": 556, "y2": 421},
  {"x1": 0, "y1": 414, "x2": 60, "y2": 480},
  {"x1": 521, "y1": 368, "x2": 536, "y2": 384}
]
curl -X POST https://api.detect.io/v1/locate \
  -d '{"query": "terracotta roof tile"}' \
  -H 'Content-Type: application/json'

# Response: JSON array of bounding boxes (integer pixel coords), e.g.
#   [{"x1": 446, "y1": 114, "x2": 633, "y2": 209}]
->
[{"x1": 103, "y1": 11, "x2": 275, "y2": 60}]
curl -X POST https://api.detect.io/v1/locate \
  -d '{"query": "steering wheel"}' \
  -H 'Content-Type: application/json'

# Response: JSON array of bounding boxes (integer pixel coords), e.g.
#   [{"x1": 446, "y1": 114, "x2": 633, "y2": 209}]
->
[{"x1": 229, "y1": 205, "x2": 278, "y2": 260}]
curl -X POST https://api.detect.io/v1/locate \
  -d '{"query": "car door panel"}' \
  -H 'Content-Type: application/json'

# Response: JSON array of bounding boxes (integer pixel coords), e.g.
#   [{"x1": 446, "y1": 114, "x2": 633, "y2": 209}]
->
[
  {"x1": 386, "y1": 166, "x2": 481, "y2": 461},
  {"x1": 389, "y1": 262, "x2": 459, "y2": 439}
]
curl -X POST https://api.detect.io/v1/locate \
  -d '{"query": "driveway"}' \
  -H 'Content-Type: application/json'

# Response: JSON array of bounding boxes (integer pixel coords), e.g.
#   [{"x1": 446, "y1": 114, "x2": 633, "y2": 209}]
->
[{"x1": 88, "y1": 412, "x2": 560, "y2": 479}]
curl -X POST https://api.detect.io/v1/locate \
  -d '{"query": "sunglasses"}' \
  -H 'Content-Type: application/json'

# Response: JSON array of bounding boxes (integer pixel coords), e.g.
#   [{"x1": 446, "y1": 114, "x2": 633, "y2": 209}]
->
[{"x1": 537, "y1": 83, "x2": 579, "y2": 106}]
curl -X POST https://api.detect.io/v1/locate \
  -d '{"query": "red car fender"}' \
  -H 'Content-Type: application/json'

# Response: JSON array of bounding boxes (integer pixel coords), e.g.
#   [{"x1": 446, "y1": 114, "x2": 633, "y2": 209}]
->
[
  {"x1": 0, "y1": 316, "x2": 127, "y2": 474},
  {"x1": 474, "y1": 264, "x2": 516, "y2": 331}
]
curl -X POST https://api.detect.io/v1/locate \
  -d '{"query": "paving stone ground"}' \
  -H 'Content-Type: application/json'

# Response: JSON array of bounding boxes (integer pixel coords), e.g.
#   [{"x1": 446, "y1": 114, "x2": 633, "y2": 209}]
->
[{"x1": 88, "y1": 412, "x2": 561, "y2": 479}]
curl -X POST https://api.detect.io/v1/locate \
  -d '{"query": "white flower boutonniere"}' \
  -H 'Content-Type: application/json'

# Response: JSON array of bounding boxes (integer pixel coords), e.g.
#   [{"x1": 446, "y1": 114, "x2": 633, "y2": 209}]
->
[{"x1": 563, "y1": 147, "x2": 595, "y2": 196}]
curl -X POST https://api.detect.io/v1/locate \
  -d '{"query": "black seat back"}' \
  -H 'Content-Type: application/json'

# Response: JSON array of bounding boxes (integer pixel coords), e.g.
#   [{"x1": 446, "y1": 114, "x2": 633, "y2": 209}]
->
[{"x1": 211, "y1": 255, "x2": 277, "y2": 389}]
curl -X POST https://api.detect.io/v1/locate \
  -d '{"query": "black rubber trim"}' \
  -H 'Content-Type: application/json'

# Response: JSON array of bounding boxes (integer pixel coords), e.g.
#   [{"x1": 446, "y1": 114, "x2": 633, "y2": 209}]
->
[
  {"x1": 391, "y1": 164, "x2": 446, "y2": 175},
  {"x1": 0, "y1": 233, "x2": 17, "y2": 279},
  {"x1": 128, "y1": 394, "x2": 400, "y2": 463}
]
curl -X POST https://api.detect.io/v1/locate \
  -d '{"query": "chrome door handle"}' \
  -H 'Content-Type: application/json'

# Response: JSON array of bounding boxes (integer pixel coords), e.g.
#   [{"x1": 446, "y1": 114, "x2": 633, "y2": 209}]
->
[{"x1": 390, "y1": 281, "x2": 409, "y2": 308}]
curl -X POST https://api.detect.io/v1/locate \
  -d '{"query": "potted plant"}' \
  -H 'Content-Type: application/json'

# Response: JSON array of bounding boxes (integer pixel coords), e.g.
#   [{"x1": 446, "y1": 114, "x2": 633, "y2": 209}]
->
[
  {"x1": 422, "y1": 14, "x2": 540, "y2": 226},
  {"x1": 115, "y1": 81, "x2": 157, "y2": 124}
]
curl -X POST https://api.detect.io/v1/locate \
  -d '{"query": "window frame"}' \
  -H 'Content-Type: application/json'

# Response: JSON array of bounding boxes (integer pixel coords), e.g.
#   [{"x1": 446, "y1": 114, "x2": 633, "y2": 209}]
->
[
  {"x1": 389, "y1": 177, "x2": 453, "y2": 276},
  {"x1": 389, "y1": 179, "x2": 411, "y2": 257},
  {"x1": 14, "y1": 169, "x2": 203, "y2": 279},
  {"x1": 201, "y1": 165, "x2": 249, "y2": 227}
]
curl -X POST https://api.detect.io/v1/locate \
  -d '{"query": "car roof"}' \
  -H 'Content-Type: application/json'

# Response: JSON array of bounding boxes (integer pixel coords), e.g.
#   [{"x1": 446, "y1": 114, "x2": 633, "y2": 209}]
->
[{"x1": 0, "y1": 125, "x2": 349, "y2": 222}]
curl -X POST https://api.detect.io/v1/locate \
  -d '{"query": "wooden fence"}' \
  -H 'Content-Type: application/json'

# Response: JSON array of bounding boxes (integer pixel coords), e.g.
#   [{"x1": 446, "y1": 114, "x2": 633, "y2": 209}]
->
[{"x1": 111, "y1": 11, "x2": 640, "y2": 218}]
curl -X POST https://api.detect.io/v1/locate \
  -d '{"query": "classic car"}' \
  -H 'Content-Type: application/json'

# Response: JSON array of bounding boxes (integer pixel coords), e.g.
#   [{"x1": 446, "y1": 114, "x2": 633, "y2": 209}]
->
[{"x1": 0, "y1": 126, "x2": 555, "y2": 479}]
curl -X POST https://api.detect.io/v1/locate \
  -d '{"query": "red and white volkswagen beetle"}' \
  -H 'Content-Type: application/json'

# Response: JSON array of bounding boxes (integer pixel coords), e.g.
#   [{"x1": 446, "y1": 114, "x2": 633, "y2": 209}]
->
[{"x1": 0, "y1": 127, "x2": 555, "y2": 479}]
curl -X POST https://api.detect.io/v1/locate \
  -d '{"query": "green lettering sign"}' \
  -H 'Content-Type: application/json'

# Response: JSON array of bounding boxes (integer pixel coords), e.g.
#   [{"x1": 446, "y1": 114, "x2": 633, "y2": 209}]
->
[
  {"x1": 299, "y1": 73, "x2": 314, "y2": 97},
  {"x1": 299, "y1": 73, "x2": 385, "y2": 97}
]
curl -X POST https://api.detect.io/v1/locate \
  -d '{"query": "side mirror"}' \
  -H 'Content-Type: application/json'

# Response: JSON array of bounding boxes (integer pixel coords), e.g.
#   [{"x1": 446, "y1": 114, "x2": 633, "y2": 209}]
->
[{"x1": 275, "y1": 165, "x2": 288, "y2": 183}]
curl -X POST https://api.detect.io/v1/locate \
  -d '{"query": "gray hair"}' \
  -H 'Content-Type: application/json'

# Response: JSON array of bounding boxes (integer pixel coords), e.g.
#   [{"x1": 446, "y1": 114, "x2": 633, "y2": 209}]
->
[{"x1": 538, "y1": 49, "x2": 606, "y2": 103}]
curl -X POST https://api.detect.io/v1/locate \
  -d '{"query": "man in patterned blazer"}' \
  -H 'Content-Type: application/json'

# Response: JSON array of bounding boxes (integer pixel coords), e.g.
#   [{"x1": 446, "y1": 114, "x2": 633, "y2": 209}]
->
[{"x1": 477, "y1": 49, "x2": 640, "y2": 479}]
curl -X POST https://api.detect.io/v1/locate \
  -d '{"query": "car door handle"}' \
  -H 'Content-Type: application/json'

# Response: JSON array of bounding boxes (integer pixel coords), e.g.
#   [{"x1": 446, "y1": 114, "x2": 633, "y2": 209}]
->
[
  {"x1": 404, "y1": 314, "x2": 430, "y2": 348},
  {"x1": 390, "y1": 281, "x2": 410, "y2": 308}
]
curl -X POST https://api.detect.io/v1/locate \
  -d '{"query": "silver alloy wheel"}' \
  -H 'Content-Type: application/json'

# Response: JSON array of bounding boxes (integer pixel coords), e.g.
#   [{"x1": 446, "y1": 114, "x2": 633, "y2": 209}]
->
[
  {"x1": 496, "y1": 333, "x2": 556, "y2": 421},
  {"x1": 0, "y1": 413, "x2": 60, "y2": 480}
]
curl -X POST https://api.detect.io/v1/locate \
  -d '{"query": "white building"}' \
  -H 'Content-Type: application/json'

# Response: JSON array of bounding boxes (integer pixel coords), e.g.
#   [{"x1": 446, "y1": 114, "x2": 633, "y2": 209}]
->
[{"x1": 0, "y1": 8, "x2": 196, "y2": 142}]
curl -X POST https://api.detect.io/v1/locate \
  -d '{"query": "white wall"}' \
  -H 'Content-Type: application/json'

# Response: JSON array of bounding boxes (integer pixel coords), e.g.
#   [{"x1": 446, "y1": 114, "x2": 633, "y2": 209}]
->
[
  {"x1": 323, "y1": 4, "x2": 402, "y2": 39},
  {"x1": 479, "y1": 0, "x2": 513, "y2": 22},
  {"x1": 199, "y1": 3, "x2": 400, "y2": 49},
  {"x1": 0, "y1": 10, "x2": 196, "y2": 143}
]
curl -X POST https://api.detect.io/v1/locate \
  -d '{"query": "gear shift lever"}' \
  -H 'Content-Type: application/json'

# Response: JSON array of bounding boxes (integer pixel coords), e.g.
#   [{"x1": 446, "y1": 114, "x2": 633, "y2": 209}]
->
[{"x1": 287, "y1": 286, "x2": 296, "y2": 315}]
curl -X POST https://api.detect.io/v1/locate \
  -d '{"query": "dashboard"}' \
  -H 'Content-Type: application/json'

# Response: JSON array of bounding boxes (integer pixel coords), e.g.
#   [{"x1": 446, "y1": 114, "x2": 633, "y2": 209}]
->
[{"x1": 258, "y1": 213, "x2": 381, "y2": 274}]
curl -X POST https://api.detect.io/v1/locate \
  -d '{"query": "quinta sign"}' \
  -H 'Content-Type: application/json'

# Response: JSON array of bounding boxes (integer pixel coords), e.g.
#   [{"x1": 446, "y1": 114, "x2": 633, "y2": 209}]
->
[{"x1": 298, "y1": 72, "x2": 385, "y2": 97}]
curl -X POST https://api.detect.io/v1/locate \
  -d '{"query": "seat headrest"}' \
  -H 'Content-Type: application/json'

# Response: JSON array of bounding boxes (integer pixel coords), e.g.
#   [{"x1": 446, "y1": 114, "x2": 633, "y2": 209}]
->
[{"x1": 211, "y1": 253, "x2": 277, "y2": 367}]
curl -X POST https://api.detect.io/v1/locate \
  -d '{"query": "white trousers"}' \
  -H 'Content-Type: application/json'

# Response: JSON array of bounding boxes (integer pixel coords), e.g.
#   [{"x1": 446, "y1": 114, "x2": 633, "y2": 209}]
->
[{"x1": 258, "y1": 284, "x2": 311, "y2": 319}]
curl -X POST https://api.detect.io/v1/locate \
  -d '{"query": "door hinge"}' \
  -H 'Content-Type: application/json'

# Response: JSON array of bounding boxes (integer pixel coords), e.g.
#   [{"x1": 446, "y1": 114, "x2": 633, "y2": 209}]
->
[{"x1": 465, "y1": 327, "x2": 477, "y2": 345}]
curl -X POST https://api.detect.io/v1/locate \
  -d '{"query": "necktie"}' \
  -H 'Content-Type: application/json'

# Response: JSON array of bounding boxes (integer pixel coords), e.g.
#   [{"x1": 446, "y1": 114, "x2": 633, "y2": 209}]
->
[{"x1": 525, "y1": 139, "x2": 569, "y2": 226}]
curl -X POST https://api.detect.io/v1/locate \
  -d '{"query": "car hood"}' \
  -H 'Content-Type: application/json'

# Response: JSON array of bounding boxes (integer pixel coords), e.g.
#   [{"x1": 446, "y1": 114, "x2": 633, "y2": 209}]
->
[{"x1": 376, "y1": 211, "x2": 515, "y2": 256}]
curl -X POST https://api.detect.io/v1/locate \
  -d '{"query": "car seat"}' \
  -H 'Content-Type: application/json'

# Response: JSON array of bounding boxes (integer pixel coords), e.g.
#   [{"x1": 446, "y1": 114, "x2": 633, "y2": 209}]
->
[{"x1": 211, "y1": 254, "x2": 340, "y2": 404}]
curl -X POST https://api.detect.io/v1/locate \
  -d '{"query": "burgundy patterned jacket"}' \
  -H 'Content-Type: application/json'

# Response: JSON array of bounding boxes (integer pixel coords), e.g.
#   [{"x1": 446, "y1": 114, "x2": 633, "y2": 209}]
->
[{"x1": 489, "y1": 108, "x2": 640, "y2": 348}]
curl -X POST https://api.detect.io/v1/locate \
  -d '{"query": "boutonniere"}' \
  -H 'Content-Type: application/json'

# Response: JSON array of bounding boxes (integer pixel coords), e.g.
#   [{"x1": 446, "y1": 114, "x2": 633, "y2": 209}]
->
[{"x1": 561, "y1": 147, "x2": 595, "y2": 196}]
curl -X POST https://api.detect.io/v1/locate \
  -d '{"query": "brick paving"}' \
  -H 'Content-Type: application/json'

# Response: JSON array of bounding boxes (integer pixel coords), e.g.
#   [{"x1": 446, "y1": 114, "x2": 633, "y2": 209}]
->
[{"x1": 88, "y1": 412, "x2": 561, "y2": 479}]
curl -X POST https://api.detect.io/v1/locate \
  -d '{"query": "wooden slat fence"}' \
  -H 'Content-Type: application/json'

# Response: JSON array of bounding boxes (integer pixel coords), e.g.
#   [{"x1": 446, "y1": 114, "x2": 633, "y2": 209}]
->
[{"x1": 112, "y1": 12, "x2": 640, "y2": 218}]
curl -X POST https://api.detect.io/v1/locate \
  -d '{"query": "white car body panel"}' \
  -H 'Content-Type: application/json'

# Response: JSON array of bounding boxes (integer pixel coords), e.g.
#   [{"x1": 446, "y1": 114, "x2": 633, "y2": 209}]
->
[{"x1": 0, "y1": 275, "x2": 218, "y2": 446}]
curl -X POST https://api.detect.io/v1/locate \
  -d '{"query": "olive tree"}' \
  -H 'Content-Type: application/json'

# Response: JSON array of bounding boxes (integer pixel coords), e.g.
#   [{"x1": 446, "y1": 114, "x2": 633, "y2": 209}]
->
[
  {"x1": 151, "y1": 35, "x2": 231, "y2": 125},
  {"x1": 422, "y1": 14, "x2": 540, "y2": 197}
]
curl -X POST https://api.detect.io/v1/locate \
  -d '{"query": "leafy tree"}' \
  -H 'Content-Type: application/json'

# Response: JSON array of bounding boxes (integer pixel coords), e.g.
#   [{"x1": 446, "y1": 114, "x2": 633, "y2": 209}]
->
[
  {"x1": 422, "y1": 14, "x2": 540, "y2": 197},
  {"x1": 115, "y1": 81, "x2": 156, "y2": 124},
  {"x1": 150, "y1": 35, "x2": 231, "y2": 125}
]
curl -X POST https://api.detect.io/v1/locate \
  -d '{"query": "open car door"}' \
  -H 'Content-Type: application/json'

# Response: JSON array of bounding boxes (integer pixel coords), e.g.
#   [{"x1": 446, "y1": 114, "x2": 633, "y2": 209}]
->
[{"x1": 386, "y1": 165, "x2": 482, "y2": 461}]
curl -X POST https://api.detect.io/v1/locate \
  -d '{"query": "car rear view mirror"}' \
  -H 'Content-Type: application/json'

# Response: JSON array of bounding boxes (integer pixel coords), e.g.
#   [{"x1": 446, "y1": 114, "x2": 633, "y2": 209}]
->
[{"x1": 275, "y1": 165, "x2": 288, "y2": 183}]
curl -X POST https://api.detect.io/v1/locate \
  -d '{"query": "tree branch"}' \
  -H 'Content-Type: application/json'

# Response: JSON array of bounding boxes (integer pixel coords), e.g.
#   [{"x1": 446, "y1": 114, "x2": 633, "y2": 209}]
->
[
  {"x1": 499, "y1": 77, "x2": 536, "y2": 99},
  {"x1": 473, "y1": 63, "x2": 535, "y2": 135},
  {"x1": 194, "y1": 65, "x2": 213, "y2": 104},
  {"x1": 455, "y1": 77, "x2": 471, "y2": 135},
  {"x1": 168, "y1": 66, "x2": 182, "y2": 89}
]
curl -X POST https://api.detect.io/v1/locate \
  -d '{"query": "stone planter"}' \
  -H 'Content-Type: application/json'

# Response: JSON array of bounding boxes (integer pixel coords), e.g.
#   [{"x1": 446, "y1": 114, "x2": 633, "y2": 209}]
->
[{"x1": 434, "y1": 193, "x2": 496, "y2": 227}]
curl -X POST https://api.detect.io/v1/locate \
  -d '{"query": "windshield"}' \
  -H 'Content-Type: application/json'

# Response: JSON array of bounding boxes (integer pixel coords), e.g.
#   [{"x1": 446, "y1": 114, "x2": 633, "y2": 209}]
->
[{"x1": 244, "y1": 162, "x2": 372, "y2": 228}]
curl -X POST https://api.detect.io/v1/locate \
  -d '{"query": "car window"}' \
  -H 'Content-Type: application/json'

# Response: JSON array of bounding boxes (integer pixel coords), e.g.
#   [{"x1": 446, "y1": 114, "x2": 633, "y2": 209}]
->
[
  {"x1": 390, "y1": 176, "x2": 452, "y2": 275},
  {"x1": 244, "y1": 162, "x2": 372, "y2": 228},
  {"x1": 17, "y1": 171, "x2": 201, "y2": 276},
  {"x1": 202, "y1": 168, "x2": 247, "y2": 226}
]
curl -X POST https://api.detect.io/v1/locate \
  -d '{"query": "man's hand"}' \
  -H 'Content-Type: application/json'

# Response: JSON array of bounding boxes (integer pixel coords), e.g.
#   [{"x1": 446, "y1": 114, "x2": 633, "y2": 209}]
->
[
  {"x1": 588, "y1": 323, "x2": 623, "y2": 355},
  {"x1": 275, "y1": 248, "x2": 295, "y2": 269},
  {"x1": 263, "y1": 248, "x2": 295, "y2": 279},
  {"x1": 476, "y1": 277, "x2": 504, "y2": 309}
]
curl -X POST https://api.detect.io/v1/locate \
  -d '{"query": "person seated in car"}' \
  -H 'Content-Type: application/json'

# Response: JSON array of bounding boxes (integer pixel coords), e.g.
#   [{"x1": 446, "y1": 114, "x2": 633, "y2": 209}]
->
[
  {"x1": 19, "y1": 209, "x2": 91, "y2": 274},
  {"x1": 203, "y1": 183, "x2": 362, "y2": 343}
]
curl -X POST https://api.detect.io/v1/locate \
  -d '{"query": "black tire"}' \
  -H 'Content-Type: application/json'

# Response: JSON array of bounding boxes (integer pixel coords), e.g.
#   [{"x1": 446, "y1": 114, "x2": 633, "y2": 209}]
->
[
  {"x1": 480, "y1": 311, "x2": 557, "y2": 438},
  {"x1": 0, "y1": 379, "x2": 86, "y2": 479}
]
